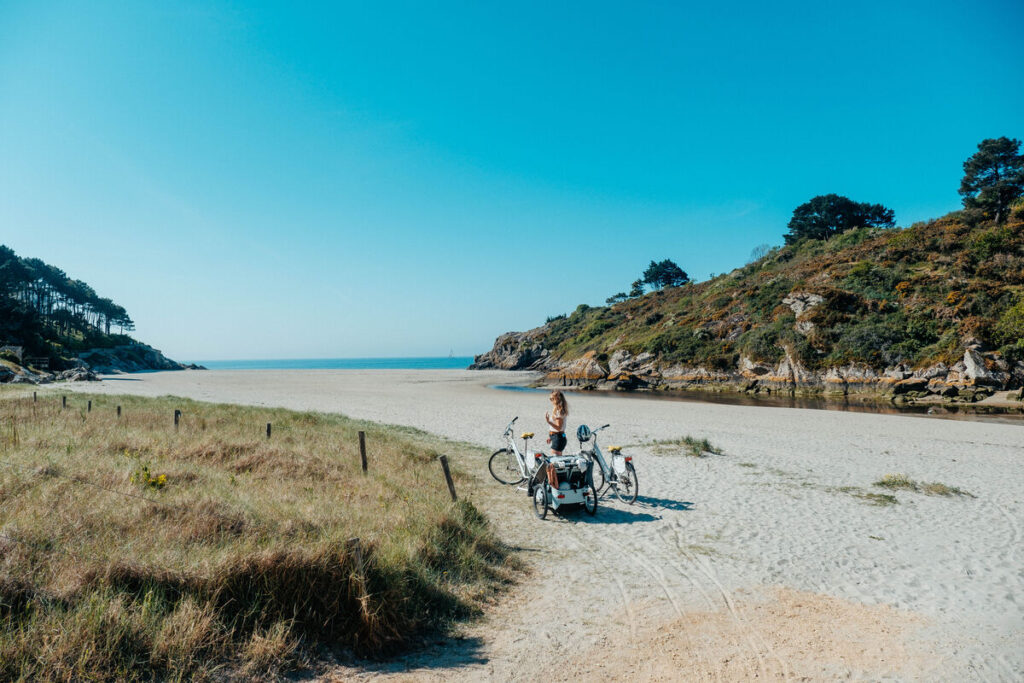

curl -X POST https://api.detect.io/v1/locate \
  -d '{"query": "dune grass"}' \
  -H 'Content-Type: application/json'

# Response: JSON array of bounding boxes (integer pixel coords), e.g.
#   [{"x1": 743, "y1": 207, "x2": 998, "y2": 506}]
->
[
  {"x1": 874, "y1": 473, "x2": 974, "y2": 497},
  {"x1": 0, "y1": 392, "x2": 513, "y2": 681},
  {"x1": 649, "y1": 435, "x2": 724, "y2": 457}
]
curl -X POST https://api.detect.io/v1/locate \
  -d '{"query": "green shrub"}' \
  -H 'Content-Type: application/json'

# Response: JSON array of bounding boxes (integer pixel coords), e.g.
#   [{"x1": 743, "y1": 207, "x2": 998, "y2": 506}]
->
[
  {"x1": 994, "y1": 297, "x2": 1024, "y2": 347},
  {"x1": 969, "y1": 226, "x2": 1015, "y2": 261}
]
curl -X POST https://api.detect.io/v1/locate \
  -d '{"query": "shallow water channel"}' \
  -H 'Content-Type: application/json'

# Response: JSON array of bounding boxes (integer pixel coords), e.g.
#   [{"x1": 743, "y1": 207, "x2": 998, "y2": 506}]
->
[{"x1": 490, "y1": 384, "x2": 1024, "y2": 424}]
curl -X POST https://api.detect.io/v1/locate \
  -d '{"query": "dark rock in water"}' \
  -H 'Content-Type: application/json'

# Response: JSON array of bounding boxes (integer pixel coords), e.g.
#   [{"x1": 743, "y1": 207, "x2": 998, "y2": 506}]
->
[
  {"x1": 612, "y1": 373, "x2": 645, "y2": 391},
  {"x1": 892, "y1": 378, "x2": 928, "y2": 395}
]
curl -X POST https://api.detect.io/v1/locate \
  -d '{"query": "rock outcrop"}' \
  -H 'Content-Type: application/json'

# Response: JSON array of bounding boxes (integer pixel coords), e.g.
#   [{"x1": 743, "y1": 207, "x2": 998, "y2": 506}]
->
[
  {"x1": 76, "y1": 343, "x2": 195, "y2": 374},
  {"x1": 473, "y1": 331, "x2": 1024, "y2": 402},
  {"x1": 0, "y1": 343, "x2": 201, "y2": 384},
  {"x1": 469, "y1": 327, "x2": 553, "y2": 370}
]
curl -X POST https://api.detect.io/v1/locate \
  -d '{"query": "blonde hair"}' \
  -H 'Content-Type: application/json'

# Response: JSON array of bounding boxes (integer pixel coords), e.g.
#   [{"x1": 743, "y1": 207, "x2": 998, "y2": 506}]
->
[{"x1": 550, "y1": 390, "x2": 568, "y2": 417}]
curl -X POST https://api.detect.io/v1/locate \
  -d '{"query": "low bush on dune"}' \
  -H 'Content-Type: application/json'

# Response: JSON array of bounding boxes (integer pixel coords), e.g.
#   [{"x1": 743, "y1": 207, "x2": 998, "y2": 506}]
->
[
  {"x1": 873, "y1": 473, "x2": 974, "y2": 498},
  {"x1": 649, "y1": 435, "x2": 724, "y2": 457},
  {"x1": 0, "y1": 393, "x2": 513, "y2": 681}
]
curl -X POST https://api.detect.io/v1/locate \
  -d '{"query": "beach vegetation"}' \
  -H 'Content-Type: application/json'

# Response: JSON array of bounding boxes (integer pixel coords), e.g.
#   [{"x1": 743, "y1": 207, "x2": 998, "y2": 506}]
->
[
  {"x1": 0, "y1": 393, "x2": 513, "y2": 680},
  {"x1": 649, "y1": 435, "x2": 724, "y2": 457},
  {"x1": 873, "y1": 473, "x2": 974, "y2": 497}
]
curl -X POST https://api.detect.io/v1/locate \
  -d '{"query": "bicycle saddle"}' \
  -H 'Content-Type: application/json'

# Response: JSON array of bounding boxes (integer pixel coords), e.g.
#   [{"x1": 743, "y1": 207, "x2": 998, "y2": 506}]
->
[{"x1": 521, "y1": 432, "x2": 535, "y2": 439}]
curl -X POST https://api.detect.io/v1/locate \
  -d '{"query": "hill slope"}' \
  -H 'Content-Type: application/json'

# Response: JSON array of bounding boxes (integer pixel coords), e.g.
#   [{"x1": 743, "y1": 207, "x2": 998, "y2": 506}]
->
[
  {"x1": 0, "y1": 245, "x2": 190, "y2": 381},
  {"x1": 472, "y1": 210, "x2": 1024, "y2": 399}
]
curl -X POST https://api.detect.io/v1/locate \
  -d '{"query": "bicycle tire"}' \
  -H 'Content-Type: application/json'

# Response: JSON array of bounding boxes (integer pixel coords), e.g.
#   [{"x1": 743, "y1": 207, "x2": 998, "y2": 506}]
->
[
  {"x1": 613, "y1": 463, "x2": 639, "y2": 504},
  {"x1": 488, "y1": 448, "x2": 524, "y2": 485},
  {"x1": 532, "y1": 485, "x2": 548, "y2": 519},
  {"x1": 583, "y1": 482, "x2": 598, "y2": 515},
  {"x1": 591, "y1": 460, "x2": 606, "y2": 492}
]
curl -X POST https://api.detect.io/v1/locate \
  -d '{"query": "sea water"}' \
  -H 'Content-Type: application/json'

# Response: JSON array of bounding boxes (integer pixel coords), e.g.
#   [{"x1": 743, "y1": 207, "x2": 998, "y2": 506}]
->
[{"x1": 190, "y1": 357, "x2": 475, "y2": 371}]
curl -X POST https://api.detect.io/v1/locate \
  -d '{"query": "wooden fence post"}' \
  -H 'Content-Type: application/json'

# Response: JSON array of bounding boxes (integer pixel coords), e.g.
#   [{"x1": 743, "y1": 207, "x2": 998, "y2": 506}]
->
[
  {"x1": 33, "y1": 391, "x2": 37, "y2": 402},
  {"x1": 174, "y1": 409, "x2": 181, "y2": 429},
  {"x1": 117, "y1": 405, "x2": 121, "y2": 418},
  {"x1": 62, "y1": 396, "x2": 66, "y2": 409},
  {"x1": 358, "y1": 431, "x2": 367, "y2": 473},
  {"x1": 266, "y1": 423, "x2": 272, "y2": 439},
  {"x1": 87, "y1": 400, "x2": 91, "y2": 412},
  {"x1": 346, "y1": 537, "x2": 370, "y2": 619},
  {"x1": 438, "y1": 455, "x2": 457, "y2": 501}
]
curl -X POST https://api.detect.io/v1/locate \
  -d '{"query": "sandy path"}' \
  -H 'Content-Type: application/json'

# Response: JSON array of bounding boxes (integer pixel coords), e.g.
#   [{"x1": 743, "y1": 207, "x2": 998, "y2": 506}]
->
[{"x1": 58, "y1": 370, "x2": 1024, "y2": 681}]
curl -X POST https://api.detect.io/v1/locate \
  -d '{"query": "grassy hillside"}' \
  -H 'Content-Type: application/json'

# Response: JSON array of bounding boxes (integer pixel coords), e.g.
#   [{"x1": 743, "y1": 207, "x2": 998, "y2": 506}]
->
[
  {"x1": 0, "y1": 392, "x2": 511, "y2": 680},
  {"x1": 529, "y1": 209, "x2": 1024, "y2": 376}
]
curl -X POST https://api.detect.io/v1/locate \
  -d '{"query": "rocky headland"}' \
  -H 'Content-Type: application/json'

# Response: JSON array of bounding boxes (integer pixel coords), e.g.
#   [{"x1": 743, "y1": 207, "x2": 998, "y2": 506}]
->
[
  {"x1": 471, "y1": 211, "x2": 1024, "y2": 408},
  {"x1": 471, "y1": 326, "x2": 1024, "y2": 405},
  {"x1": 1, "y1": 342, "x2": 202, "y2": 385}
]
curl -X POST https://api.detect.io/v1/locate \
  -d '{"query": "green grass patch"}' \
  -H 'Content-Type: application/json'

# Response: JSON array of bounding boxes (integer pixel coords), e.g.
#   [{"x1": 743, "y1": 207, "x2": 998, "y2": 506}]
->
[
  {"x1": 649, "y1": 436, "x2": 724, "y2": 457},
  {"x1": 874, "y1": 473, "x2": 974, "y2": 497},
  {"x1": 855, "y1": 492, "x2": 899, "y2": 506}
]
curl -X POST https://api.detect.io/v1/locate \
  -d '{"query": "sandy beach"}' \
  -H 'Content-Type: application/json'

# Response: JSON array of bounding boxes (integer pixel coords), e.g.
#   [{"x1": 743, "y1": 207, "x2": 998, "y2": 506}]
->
[{"x1": 60, "y1": 369, "x2": 1024, "y2": 681}]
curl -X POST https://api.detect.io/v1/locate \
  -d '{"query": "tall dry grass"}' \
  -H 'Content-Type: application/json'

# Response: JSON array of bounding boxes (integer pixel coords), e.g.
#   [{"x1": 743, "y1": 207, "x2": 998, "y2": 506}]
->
[{"x1": 0, "y1": 391, "x2": 512, "y2": 681}]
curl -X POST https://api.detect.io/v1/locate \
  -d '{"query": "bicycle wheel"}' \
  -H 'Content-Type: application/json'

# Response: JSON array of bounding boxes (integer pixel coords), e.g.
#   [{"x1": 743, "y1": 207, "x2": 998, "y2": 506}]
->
[
  {"x1": 613, "y1": 463, "x2": 639, "y2": 504},
  {"x1": 591, "y1": 461, "x2": 605, "y2": 492},
  {"x1": 532, "y1": 485, "x2": 548, "y2": 519},
  {"x1": 583, "y1": 482, "x2": 598, "y2": 515},
  {"x1": 489, "y1": 448, "x2": 524, "y2": 485}
]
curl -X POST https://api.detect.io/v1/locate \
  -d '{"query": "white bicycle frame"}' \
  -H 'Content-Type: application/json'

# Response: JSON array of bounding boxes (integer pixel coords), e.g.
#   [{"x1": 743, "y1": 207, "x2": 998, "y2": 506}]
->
[
  {"x1": 500, "y1": 416, "x2": 542, "y2": 482},
  {"x1": 582, "y1": 424, "x2": 629, "y2": 484}
]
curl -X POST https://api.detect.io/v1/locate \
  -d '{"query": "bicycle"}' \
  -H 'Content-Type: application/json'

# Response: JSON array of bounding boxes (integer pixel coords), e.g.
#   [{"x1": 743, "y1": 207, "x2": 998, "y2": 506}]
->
[
  {"x1": 488, "y1": 416, "x2": 539, "y2": 486},
  {"x1": 578, "y1": 423, "x2": 638, "y2": 504}
]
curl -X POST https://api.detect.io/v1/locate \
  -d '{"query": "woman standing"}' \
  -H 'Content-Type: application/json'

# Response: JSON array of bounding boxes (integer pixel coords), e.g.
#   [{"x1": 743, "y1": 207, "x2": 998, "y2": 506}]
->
[{"x1": 545, "y1": 390, "x2": 568, "y2": 455}]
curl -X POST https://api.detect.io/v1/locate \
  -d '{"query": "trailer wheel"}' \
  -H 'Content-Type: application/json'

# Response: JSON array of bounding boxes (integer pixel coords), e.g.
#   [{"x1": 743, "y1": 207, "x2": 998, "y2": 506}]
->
[{"x1": 532, "y1": 485, "x2": 548, "y2": 519}]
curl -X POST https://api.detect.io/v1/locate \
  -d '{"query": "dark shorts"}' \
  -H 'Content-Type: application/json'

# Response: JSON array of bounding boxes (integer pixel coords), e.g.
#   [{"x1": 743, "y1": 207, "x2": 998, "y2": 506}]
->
[{"x1": 550, "y1": 431, "x2": 567, "y2": 452}]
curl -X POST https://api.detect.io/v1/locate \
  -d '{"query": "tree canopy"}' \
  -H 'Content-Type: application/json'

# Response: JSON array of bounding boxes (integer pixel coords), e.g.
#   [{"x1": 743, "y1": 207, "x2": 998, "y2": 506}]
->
[
  {"x1": 0, "y1": 245, "x2": 135, "y2": 355},
  {"x1": 642, "y1": 259, "x2": 689, "y2": 289},
  {"x1": 959, "y1": 137, "x2": 1024, "y2": 224},
  {"x1": 784, "y1": 194, "x2": 895, "y2": 244}
]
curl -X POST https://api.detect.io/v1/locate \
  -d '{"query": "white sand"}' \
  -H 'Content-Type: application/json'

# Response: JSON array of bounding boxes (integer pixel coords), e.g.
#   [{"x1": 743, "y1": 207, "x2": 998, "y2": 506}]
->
[{"x1": 59, "y1": 370, "x2": 1024, "y2": 680}]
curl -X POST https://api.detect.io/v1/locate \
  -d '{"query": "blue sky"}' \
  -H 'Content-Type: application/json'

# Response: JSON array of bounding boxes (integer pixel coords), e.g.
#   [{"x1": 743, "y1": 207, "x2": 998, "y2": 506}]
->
[{"x1": 1, "y1": 1, "x2": 1021, "y2": 361}]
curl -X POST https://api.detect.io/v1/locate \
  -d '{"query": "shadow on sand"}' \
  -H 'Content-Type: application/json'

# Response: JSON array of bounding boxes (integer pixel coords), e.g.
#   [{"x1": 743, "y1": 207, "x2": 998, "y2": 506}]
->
[
  {"x1": 340, "y1": 635, "x2": 490, "y2": 675},
  {"x1": 631, "y1": 495, "x2": 694, "y2": 512},
  {"x1": 540, "y1": 503, "x2": 660, "y2": 525}
]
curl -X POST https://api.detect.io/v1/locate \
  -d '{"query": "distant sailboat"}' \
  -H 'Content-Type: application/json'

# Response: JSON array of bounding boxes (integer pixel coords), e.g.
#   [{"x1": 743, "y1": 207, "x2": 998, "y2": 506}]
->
[{"x1": 448, "y1": 348, "x2": 454, "y2": 358}]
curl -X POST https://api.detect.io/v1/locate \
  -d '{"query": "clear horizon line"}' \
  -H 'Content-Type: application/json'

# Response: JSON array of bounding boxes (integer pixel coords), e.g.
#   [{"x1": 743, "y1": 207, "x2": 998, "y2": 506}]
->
[{"x1": 187, "y1": 354, "x2": 476, "y2": 363}]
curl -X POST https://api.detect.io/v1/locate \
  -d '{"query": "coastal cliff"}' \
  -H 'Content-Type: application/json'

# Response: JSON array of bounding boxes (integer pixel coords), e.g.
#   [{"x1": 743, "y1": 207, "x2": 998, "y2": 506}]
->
[{"x1": 472, "y1": 210, "x2": 1024, "y2": 404}]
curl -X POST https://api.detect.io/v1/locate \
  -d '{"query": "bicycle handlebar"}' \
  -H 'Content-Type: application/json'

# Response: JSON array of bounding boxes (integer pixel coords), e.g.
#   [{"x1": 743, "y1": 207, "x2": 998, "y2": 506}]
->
[{"x1": 502, "y1": 416, "x2": 519, "y2": 436}]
